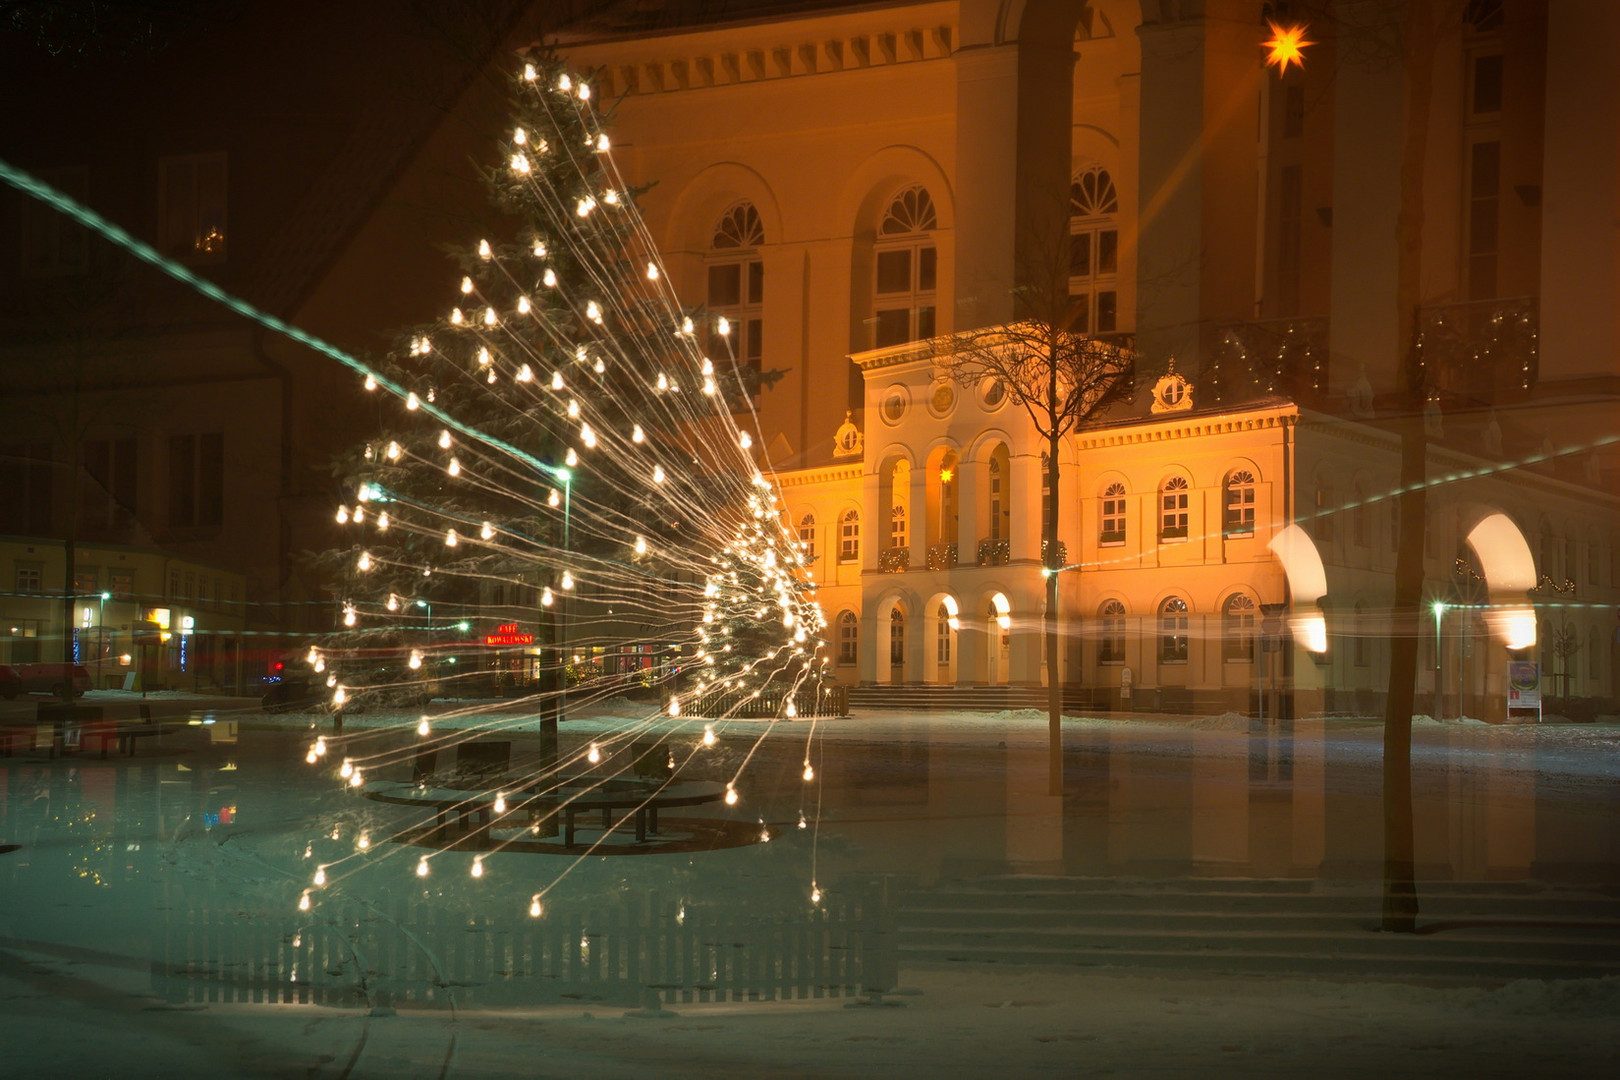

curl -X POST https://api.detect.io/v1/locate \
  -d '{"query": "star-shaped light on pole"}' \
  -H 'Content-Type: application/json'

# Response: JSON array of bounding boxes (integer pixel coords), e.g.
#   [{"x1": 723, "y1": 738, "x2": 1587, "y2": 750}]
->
[{"x1": 1262, "y1": 21, "x2": 1313, "y2": 75}]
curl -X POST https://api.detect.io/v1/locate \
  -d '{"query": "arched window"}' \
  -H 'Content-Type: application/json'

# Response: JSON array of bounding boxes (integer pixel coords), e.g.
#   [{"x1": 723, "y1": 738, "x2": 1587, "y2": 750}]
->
[
  {"x1": 1100, "y1": 481, "x2": 1127, "y2": 545},
  {"x1": 797, "y1": 513, "x2": 816, "y2": 563},
  {"x1": 838, "y1": 509, "x2": 860, "y2": 562},
  {"x1": 936, "y1": 603, "x2": 953, "y2": 664},
  {"x1": 1159, "y1": 476, "x2": 1190, "y2": 540},
  {"x1": 707, "y1": 201, "x2": 764, "y2": 383},
  {"x1": 890, "y1": 503, "x2": 908, "y2": 550},
  {"x1": 837, "y1": 610, "x2": 858, "y2": 664},
  {"x1": 1069, "y1": 166, "x2": 1119, "y2": 335},
  {"x1": 873, "y1": 185, "x2": 937, "y2": 348},
  {"x1": 1352, "y1": 482, "x2": 1371, "y2": 547},
  {"x1": 1159, "y1": 597, "x2": 1189, "y2": 663},
  {"x1": 889, "y1": 607, "x2": 905, "y2": 665},
  {"x1": 988, "y1": 458, "x2": 1004, "y2": 541},
  {"x1": 1224, "y1": 470, "x2": 1256, "y2": 537},
  {"x1": 1222, "y1": 594, "x2": 1256, "y2": 662},
  {"x1": 1098, "y1": 599, "x2": 1126, "y2": 664},
  {"x1": 1315, "y1": 478, "x2": 1335, "y2": 543}
]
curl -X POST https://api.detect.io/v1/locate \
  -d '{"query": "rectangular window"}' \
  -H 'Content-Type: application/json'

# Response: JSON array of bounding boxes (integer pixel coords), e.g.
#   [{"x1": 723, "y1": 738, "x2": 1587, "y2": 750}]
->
[
  {"x1": 707, "y1": 263, "x2": 741, "y2": 306},
  {"x1": 917, "y1": 247, "x2": 936, "y2": 290},
  {"x1": 1471, "y1": 52, "x2": 1503, "y2": 115},
  {"x1": 169, "y1": 432, "x2": 224, "y2": 528},
  {"x1": 875, "y1": 250, "x2": 911, "y2": 294},
  {"x1": 110, "y1": 569, "x2": 135, "y2": 599},
  {"x1": 82, "y1": 436, "x2": 138, "y2": 531},
  {"x1": 838, "y1": 618, "x2": 858, "y2": 665},
  {"x1": 159, "y1": 152, "x2": 227, "y2": 261},
  {"x1": 73, "y1": 568, "x2": 98, "y2": 597},
  {"x1": 20, "y1": 166, "x2": 88, "y2": 275},
  {"x1": 1070, "y1": 233, "x2": 1091, "y2": 278},
  {"x1": 1100, "y1": 494, "x2": 1126, "y2": 545},
  {"x1": 839, "y1": 516, "x2": 859, "y2": 562},
  {"x1": 873, "y1": 308, "x2": 911, "y2": 347},
  {"x1": 1277, "y1": 164, "x2": 1303, "y2": 317},
  {"x1": 1095, "y1": 291, "x2": 1117, "y2": 333},
  {"x1": 1467, "y1": 139, "x2": 1500, "y2": 301},
  {"x1": 16, "y1": 565, "x2": 43, "y2": 593},
  {"x1": 1283, "y1": 83, "x2": 1305, "y2": 138},
  {"x1": 1160, "y1": 490, "x2": 1189, "y2": 539},
  {"x1": 1097, "y1": 230, "x2": 1118, "y2": 275},
  {"x1": 0, "y1": 442, "x2": 53, "y2": 535},
  {"x1": 6, "y1": 621, "x2": 42, "y2": 664}
]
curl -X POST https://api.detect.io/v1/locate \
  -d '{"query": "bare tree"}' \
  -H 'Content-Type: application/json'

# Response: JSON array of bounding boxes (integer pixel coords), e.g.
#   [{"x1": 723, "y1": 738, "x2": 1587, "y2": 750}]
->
[{"x1": 933, "y1": 300, "x2": 1133, "y2": 795}]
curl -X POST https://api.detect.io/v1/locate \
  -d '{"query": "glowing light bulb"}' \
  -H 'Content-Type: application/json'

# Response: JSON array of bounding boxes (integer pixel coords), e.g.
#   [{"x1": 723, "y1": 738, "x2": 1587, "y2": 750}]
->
[
  {"x1": 386, "y1": 594, "x2": 399, "y2": 612},
  {"x1": 551, "y1": 371, "x2": 564, "y2": 390},
  {"x1": 417, "y1": 717, "x2": 430, "y2": 736},
  {"x1": 596, "y1": 133, "x2": 609, "y2": 150},
  {"x1": 406, "y1": 392, "x2": 419, "y2": 410},
  {"x1": 343, "y1": 606, "x2": 356, "y2": 627},
  {"x1": 681, "y1": 316, "x2": 694, "y2": 335},
  {"x1": 645, "y1": 262, "x2": 658, "y2": 280},
  {"x1": 471, "y1": 857, "x2": 484, "y2": 878},
  {"x1": 333, "y1": 686, "x2": 347, "y2": 708},
  {"x1": 339, "y1": 759, "x2": 353, "y2": 778},
  {"x1": 460, "y1": 276, "x2": 473, "y2": 294},
  {"x1": 357, "y1": 551, "x2": 372, "y2": 571},
  {"x1": 386, "y1": 441, "x2": 401, "y2": 460},
  {"x1": 315, "y1": 737, "x2": 327, "y2": 757},
  {"x1": 810, "y1": 884, "x2": 821, "y2": 904},
  {"x1": 448, "y1": 458, "x2": 461, "y2": 477},
  {"x1": 478, "y1": 346, "x2": 491, "y2": 366},
  {"x1": 541, "y1": 587, "x2": 554, "y2": 606},
  {"x1": 560, "y1": 571, "x2": 574, "y2": 590},
  {"x1": 585, "y1": 300, "x2": 602, "y2": 323},
  {"x1": 529, "y1": 895, "x2": 543, "y2": 918},
  {"x1": 667, "y1": 698, "x2": 681, "y2": 717},
  {"x1": 524, "y1": 63, "x2": 537, "y2": 81},
  {"x1": 511, "y1": 153, "x2": 530, "y2": 173},
  {"x1": 416, "y1": 857, "x2": 429, "y2": 878},
  {"x1": 543, "y1": 268, "x2": 557, "y2": 288},
  {"x1": 578, "y1": 82, "x2": 590, "y2": 100},
  {"x1": 603, "y1": 189, "x2": 619, "y2": 205},
  {"x1": 299, "y1": 891, "x2": 311, "y2": 912},
  {"x1": 357, "y1": 833, "x2": 370, "y2": 850},
  {"x1": 513, "y1": 127, "x2": 527, "y2": 145},
  {"x1": 364, "y1": 373, "x2": 376, "y2": 391},
  {"x1": 760, "y1": 823, "x2": 770, "y2": 843},
  {"x1": 409, "y1": 650, "x2": 423, "y2": 670},
  {"x1": 634, "y1": 536, "x2": 647, "y2": 555},
  {"x1": 702, "y1": 726, "x2": 716, "y2": 747},
  {"x1": 716, "y1": 316, "x2": 731, "y2": 337},
  {"x1": 576, "y1": 196, "x2": 595, "y2": 217},
  {"x1": 478, "y1": 239, "x2": 492, "y2": 260},
  {"x1": 480, "y1": 521, "x2": 495, "y2": 540},
  {"x1": 443, "y1": 528, "x2": 459, "y2": 547},
  {"x1": 739, "y1": 431, "x2": 752, "y2": 449},
  {"x1": 803, "y1": 763, "x2": 814, "y2": 781},
  {"x1": 377, "y1": 512, "x2": 389, "y2": 530},
  {"x1": 580, "y1": 423, "x2": 595, "y2": 448},
  {"x1": 656, "y1": 373, "x2": 668, "y2": 390},
  {"x1": 517, "y1": 295, "x2": 531, "y2": 314},
  {"x1": 558, "y1": 73, "x2": 571, "y2": 91},
  {"x1": 493, "y1": 793, "x2": 506, "y2": 814},
  {"x1": 314, "y1": 866, "x2": 327, "y2": 887},
  {"x1": 653, "y1": 465, "x2": 666, "y2": 483},
  {"x1": 451, "y1": 308, "x2": 464, "y2": 325},
  {"x1": 484, "y1": 307, "x2": 497, "y2": 326},
  {"x1": 587, "y1": 743, "x2": 601, "y2": 764},
  {"x1": 724, "y1": 785, "x2": 738, "y2": 806},
  {"x1": 305, "y1": 748, "x2": 317, "y2": 764},
  {"x1": 565, "y1": 448, "x2": 578, "y2": 466},
  {"x1": 336, "y1": 506, "x2": 349, "y2": 525},
  {"x1": 798, "y1": 813, "x2": 807, "y2": 830}
]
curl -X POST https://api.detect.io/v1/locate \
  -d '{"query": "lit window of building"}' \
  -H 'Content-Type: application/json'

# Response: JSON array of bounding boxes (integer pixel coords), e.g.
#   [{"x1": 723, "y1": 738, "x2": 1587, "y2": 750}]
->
[
  {"x1": 872, "y1": 185, "x2": 937, "y2": 348},
  {"x1": 1068, "y1": 166, "x2": 1119, "y2": 334},
  {"x1": 1159, "y1": 596, "x2": 1189, "y2": 663},
  {"x1": 1098, "y1": 599, "x2": 1126, "y2": 664},
  {"x1": 839, "y1": 509, "x2": 860, "y2": 562},
  {"x1": 1223, "y1": 593, "x2": 1256, "y2": 662},
  {"x1": 707, "y1": 201, "x2": 764, "y2": 387},
  {"x1": 1100, "y1": 482, "x2": 1127, "y2": 545},
  {"x1": 1224, "y1": 470, "x2": 1256, "y2": 536},
  {"x1": 797, "y1": 513, "x2": 816, "y2": 563},
  {"x1": 1159, "y1": 476, "x2": 1190, "y2": 540},
  {"x1": 838, "y1": 611, "x2": 858, "y2": 664}
]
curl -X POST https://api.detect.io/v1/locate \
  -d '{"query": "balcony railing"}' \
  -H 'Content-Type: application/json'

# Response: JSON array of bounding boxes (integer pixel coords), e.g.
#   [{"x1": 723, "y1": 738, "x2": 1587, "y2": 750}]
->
[
  {"x1": 1209, "y1": 315, "x2": 1329, "y2": 405},
  {"x1": 926, "y1": 543, "x2": 958, "y2": 570},
  {"x1": 878, "y1": 547, "x2": 910, "y2": 573},
  {"x1": 1417, "y1": 296, "x2": 1538, "y2": 401},
  {"x1": 977, "y1": 537, "x2": 1010, "y2": 566}
]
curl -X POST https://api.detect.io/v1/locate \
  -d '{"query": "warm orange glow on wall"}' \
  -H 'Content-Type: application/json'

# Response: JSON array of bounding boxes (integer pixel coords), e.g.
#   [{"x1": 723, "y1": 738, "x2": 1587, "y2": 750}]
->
[{"x1": 1263, "y1": 21, "x2": 1313, "y2": 75}]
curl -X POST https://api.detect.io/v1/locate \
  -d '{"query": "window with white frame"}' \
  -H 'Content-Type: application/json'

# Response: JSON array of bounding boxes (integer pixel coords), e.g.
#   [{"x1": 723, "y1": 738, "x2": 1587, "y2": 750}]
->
[
  {"x1": 936, "y1": 604, "x2": 952, "y2": 664},
  {"x1": 988, "y1": 458, "x2": 1005, "y2": 541},
  {"x1": 1224, "y1": 470, "x2": 1256, "y2": 537},
  {"x1": 1159, "y1": 476, "x2": 1190, "y2": 540},
  {"x1": 1159, "y1": 597, "x2": 1189, "y2": 663},
  {"x1": 889, "y1": 607, "x2": 905, "y2": 665},
  {"x1": 707, "y1": 202, "x2": 764, "y2": 386},
  {"x1": 890, "y1": 503, "x2": 908, "y2": 550},
  {"x1": 839, "y1": 509, "x2": 860, "y2": 562},
  {"x1": 797, "y1": 513, "x2": 816, "y2": 563},
  {"x1": 1098, "y1": 599, "x2": 1126, "y2": 664},
  {"x1": 1223, "y1": 594, "x2": 1257, "y2": 662},
  {"x1": 838, "y1": 611, "x2": 858, "y2": 664},
  {"x1": 1069, "y1": 166, "x2": 1119, "y2": 335},
  {"x1": 872, "y1": 186, "x2": 937, "y2": 348},
  {"x1": 16, "y1": 564, "x2": 43, "y2": 593},
  {"x1": 1100, "y1": 482, "x2": 1127, "y2": 545},
  {"x1": 159, "y1": 152, "x2": 227, "y2": 261}
]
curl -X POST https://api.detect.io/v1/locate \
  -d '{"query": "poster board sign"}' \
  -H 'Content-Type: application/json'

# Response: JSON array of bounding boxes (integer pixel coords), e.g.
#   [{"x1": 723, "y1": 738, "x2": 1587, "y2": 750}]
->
[{"x1": 1507, "y1": 661, "x2": 1541, "y2": 719}]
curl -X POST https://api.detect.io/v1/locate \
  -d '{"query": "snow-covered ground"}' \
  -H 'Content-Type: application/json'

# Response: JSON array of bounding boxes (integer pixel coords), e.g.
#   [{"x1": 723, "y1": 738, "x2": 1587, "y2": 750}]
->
[{"x1": 1, "y1": 695, "x2": 1615, "y2": 1077}]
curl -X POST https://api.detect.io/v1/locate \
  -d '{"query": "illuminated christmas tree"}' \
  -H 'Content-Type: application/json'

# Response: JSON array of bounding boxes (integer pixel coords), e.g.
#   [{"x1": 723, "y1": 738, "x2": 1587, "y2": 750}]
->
[{"x1": 305, "y1": 51, "x2": 827, "y2": 816}]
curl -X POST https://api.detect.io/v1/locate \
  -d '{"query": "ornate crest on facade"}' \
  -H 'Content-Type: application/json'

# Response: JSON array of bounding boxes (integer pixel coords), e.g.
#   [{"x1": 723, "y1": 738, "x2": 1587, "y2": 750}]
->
[
  {"x1": 832, "y1": 411, "x2": 863, "y2": 457},
  {"x1": 1150, "y1": 359, "x2": 1193, "y2": 413}
]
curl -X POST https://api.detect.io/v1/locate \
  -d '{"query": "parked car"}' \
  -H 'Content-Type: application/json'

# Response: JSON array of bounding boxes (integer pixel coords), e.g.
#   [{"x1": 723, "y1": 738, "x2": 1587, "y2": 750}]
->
[
  {"x1": 12, "y1": 662, "x2": 93, "y2": 699},
  {"x1": 0, "y1": 664, "x2": 20, "y2": 700}
]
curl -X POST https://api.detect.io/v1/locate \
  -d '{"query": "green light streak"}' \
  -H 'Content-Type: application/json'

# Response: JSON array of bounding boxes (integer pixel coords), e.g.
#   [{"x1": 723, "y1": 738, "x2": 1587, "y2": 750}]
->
[{"x1": 0, "y1": 157, "x2": 567, "y2": 482}]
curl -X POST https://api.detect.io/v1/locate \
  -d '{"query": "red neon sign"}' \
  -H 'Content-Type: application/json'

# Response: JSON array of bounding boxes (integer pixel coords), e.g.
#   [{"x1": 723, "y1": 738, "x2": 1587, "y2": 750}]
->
[{"x1": 484, "y1": 622, "x2": 534, "y2": 646}]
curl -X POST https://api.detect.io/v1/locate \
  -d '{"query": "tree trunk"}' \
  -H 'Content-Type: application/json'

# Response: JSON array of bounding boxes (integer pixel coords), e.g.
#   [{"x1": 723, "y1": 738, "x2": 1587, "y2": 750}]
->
[
  {"x1": 1381, "y1": 1, "x2": 1443, "y2": 932},
  {"x1": 1045, "y1": 363, "x2": 1062, "y2": 796}
]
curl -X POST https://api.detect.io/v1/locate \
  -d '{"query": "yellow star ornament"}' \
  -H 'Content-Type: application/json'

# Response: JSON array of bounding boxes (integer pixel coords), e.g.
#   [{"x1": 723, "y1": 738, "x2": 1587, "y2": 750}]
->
[{"x1": 1263, "y1": 21, "x2": 1314, "y2": 75}]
